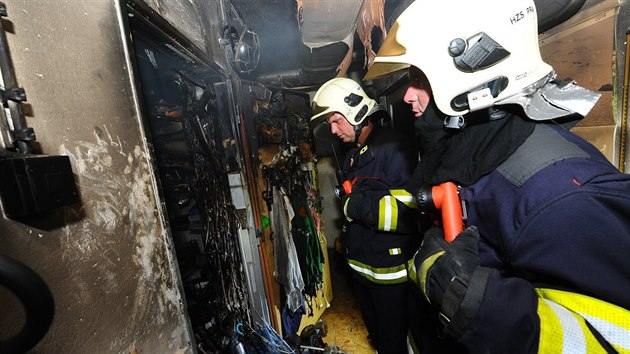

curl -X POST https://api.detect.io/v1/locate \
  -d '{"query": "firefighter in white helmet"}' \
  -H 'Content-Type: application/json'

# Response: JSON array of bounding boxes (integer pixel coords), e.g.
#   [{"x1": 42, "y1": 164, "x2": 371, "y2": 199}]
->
[
  {"x1": 311, "y1": 77, "x2": 378, "y2": 144},
  {"x1": 362, "y1": 0, "x2": 630, "y2": 353},
  {"x1": 311, "y1": 77, "x2": 421, "y2": 354}
]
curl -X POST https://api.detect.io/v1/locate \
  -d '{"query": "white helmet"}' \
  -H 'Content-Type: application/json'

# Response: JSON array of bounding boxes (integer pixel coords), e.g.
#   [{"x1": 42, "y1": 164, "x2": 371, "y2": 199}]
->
[
  {"x1": 364, "y1": 0, "x2": 554, "y2": 117},
  {"x1": 311, "y1": 77, "x2": 377, "y2": 126}
]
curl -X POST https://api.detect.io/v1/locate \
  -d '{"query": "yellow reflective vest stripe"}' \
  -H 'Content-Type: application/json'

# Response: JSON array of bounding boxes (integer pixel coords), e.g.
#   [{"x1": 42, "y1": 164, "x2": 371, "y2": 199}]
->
[
  {"x1": 536, "y1": 288, "x2": 630, "y2": 354},
  {"x1": 347, "y1": 258, "x2": 408, "y2": 284}
]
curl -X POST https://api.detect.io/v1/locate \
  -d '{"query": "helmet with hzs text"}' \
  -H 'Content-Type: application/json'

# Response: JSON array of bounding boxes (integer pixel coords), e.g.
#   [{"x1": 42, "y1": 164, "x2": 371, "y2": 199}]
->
[{"x1": 364, "y1": 0, "x2": 554, "y2": 118}]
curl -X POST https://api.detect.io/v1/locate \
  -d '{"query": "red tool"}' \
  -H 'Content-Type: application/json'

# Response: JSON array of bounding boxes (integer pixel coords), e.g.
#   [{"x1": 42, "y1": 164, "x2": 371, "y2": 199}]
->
[
  {"x1": 332, "y1": 144, "x2": 355, "y2": 198},
  {"x1": 416, "y1": 181, "x2": 464, "y2": 242},
  {"x1": 335, "y1": 177, "x2": 354, "y2": 198}
]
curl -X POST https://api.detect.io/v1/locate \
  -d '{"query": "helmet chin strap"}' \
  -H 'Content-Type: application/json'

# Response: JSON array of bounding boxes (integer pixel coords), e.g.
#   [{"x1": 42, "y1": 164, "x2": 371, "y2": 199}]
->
[
  {"x1": 443, "y1": 116, "x2": 466, "y2": 130},
  {"x1": 351, "y1": 105, "x2": 383, "y2": 144},
  {"x1": 443, "y1": 107, "x2": 509, "y2": 130},
  {"x1": 353, "y1": 122, "x2": 366, "y2": 144}
]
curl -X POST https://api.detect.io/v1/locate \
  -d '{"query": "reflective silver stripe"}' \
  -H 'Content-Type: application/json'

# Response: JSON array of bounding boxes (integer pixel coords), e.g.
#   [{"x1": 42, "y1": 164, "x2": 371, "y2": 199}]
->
[
  {"x1": 343, "y1": 197, "x2": 352, "y2": 222},
  {"x1": 580, "y1": 314, "x2": 630, "y2": 350},
  {"x1": 389, "y1": 248, "x2": 401, "y2": 255},
  {"x1": 382, "y1": 196, "x2": 394, "y2": 231},
  {"x1": 536, "y1": 288, "x2": 630, "y2": 353},
  {"x1": 394, "y1": 195, "x2": 414, "y2": 202},
  {"x1": 394, "y1": 194, "x2": 413, "y2": 202},
  {"x1": 544, "y1": 299, "x2": 587, "y2": 354},
  {"x1": 347, "y1": 262, "x2": 408, "y2": 281},
  {"x1": 390, "y1": 189, "x2": 417, "y2": 208}
]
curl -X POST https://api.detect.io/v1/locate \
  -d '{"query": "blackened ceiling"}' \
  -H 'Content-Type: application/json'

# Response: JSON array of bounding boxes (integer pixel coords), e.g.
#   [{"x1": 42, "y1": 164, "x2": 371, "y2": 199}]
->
[
  {"x1": 227, "y1": 0, "x2": 593, "y2": 93},
  {"x1": 229, "y1": 0, "x2": 411, "y2": 90},
  {"x1": 230, "y1": 0, "x2": 302, "y2": 78}
]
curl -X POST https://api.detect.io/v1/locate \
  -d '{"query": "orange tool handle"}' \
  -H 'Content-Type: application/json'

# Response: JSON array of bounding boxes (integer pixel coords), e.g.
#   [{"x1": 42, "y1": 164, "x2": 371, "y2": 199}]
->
[
  {"x1": 341, "y1": 179, "x2": 353, "y2": 195},
  {"x1": 431, "y1": 182, "x2": 464, "y2": 242}
]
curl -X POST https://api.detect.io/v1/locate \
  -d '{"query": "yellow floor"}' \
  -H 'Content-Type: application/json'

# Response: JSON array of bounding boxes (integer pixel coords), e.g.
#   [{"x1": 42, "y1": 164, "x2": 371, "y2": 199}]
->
[{"x1": 319, "y1": 250, "x2": 376, "y2": 354}]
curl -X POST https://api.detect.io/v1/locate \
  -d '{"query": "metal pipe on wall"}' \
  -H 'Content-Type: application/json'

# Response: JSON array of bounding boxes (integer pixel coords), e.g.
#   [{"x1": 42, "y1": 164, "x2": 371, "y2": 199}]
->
[{"x1": 0, "y1": 3, "x2": 31, "y2": 154}]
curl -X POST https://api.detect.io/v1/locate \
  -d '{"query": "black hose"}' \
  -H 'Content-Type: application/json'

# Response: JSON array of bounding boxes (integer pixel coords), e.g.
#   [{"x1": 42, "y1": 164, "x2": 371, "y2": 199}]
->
[{"x1": 0, "y1": 255, "x2": 54, "y2": 354}]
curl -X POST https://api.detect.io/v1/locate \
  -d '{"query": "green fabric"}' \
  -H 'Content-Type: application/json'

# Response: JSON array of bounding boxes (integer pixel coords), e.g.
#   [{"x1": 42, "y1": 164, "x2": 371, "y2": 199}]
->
[{"x1": 291, "y1": 191, "x2": 325, "y2": 297}]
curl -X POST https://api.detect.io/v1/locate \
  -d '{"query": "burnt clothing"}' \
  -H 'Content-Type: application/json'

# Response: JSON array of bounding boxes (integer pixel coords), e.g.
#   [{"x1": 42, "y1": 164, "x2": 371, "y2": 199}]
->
[
  {"x1": 341, "y1": 123, "x2": 420, "y2": 284},
  {"x1": 418, "y1": 116, "x2": 630, "y2": 353}
]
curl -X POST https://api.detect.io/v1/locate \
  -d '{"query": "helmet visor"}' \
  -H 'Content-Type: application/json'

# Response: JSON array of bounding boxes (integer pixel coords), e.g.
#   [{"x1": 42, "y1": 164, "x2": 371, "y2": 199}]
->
[
  {"x1": 364, "y1": 62, "x2": 411, "y2": 81},
  {"x1": 311, "y1": 101, "x2": 329, "y2": 118},
  {"x1": 310, "y1": 101, "x2": 332, "y2": 126},
  {"x1": 363, "y1": 22, "x2": 411, "y2": 80}
]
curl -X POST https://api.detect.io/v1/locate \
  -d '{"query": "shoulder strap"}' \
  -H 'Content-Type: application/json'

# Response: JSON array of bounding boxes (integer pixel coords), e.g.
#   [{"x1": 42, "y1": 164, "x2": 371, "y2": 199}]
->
[{"x1": 497, "y1": 124, "x2": 589, "y2": 187}]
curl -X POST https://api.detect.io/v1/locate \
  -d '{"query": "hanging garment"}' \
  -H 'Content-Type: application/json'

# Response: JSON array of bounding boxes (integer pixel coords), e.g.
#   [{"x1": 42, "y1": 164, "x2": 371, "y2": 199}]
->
[
  {"x1": 291, "y1": 191, "x2": 325, "y2": 298},
  {"x1": 272, "y1": 187, "x2": 305, "y2": 313}
]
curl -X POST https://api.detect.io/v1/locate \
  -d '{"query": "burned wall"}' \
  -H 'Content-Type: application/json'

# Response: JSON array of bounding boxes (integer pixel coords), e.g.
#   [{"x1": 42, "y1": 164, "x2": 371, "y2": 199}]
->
[{"x1": 0, "y1": 1, "x2": 200, "y2": 352}]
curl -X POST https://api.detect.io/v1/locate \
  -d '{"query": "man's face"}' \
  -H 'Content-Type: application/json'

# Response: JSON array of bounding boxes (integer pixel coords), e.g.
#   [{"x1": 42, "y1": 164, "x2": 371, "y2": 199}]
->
[
  {"x1": 403, "y1": 82, "x2": 431, "y2": 119},
  {"x1": 326, "y1": 112, "x2": 355, "y2": 143}
]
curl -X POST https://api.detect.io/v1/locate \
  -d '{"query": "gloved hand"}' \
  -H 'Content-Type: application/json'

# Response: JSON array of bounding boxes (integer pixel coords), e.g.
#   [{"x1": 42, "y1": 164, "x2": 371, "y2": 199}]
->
[
  {"x1": 414, "y1": 226, "x2": 492, "y2": 338},
  {"x1": 415, "y1": 226, "x2": 480, "y2": 307},
  {"x1": 341, "y1": 191, "x2": 375, "y2": 225}
]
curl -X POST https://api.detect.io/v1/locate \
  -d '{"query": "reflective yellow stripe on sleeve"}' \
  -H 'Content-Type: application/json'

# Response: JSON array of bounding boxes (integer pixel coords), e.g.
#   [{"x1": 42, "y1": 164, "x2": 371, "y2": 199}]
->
[
  {"x1": 406, "y1": 258, "x2": 417, "y2": 286},
  {"x1": 537, "y1": 297, "x2": 566, "y2": 354},
  {"x1": 537, "y1": 298, "x2": 606, "y2": 354},
  {"x1": 418, "y1": 251, "x2": 444, "y2": 303},
  {"x1": 390, "y1": 189, "x2": 417, "y2": 208},
  {"x1": 536, "y1": 288, "x2": 630, "y2": 354},
  {"x1": 378, "y1": 195, "x2": 398, "y2": 231}
]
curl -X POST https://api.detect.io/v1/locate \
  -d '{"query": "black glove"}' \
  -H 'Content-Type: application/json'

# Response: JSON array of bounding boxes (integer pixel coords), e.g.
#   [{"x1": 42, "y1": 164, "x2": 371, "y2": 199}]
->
[
  {"x1": 414, "y1": 226, "x2": 491, "y2": 338},
  {"x1": 341, "y1": 191, "x2": 376, "y2": 225},
  {"x1": 415, "y1": 226, "x2": 480, "y2": 305}
]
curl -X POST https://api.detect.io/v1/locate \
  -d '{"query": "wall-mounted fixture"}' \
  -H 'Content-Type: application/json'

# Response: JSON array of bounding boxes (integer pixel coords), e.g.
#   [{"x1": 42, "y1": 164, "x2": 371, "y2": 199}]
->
[{"x1": 0, "y1": 2, "x2": 79, "y2": 218}]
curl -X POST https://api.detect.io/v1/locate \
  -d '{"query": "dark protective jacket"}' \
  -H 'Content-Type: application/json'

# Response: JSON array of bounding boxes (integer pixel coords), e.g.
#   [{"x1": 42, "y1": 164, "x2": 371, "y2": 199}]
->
[
  {"x1": 456, "y1": 123, "x2": 630, "y2": 353},
  {"x1": 341, "y1": 123, "x2": 420, "y2": 285},
  {"x1": 351, "y1": 102, "x2": 630, "y2": 352}
]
